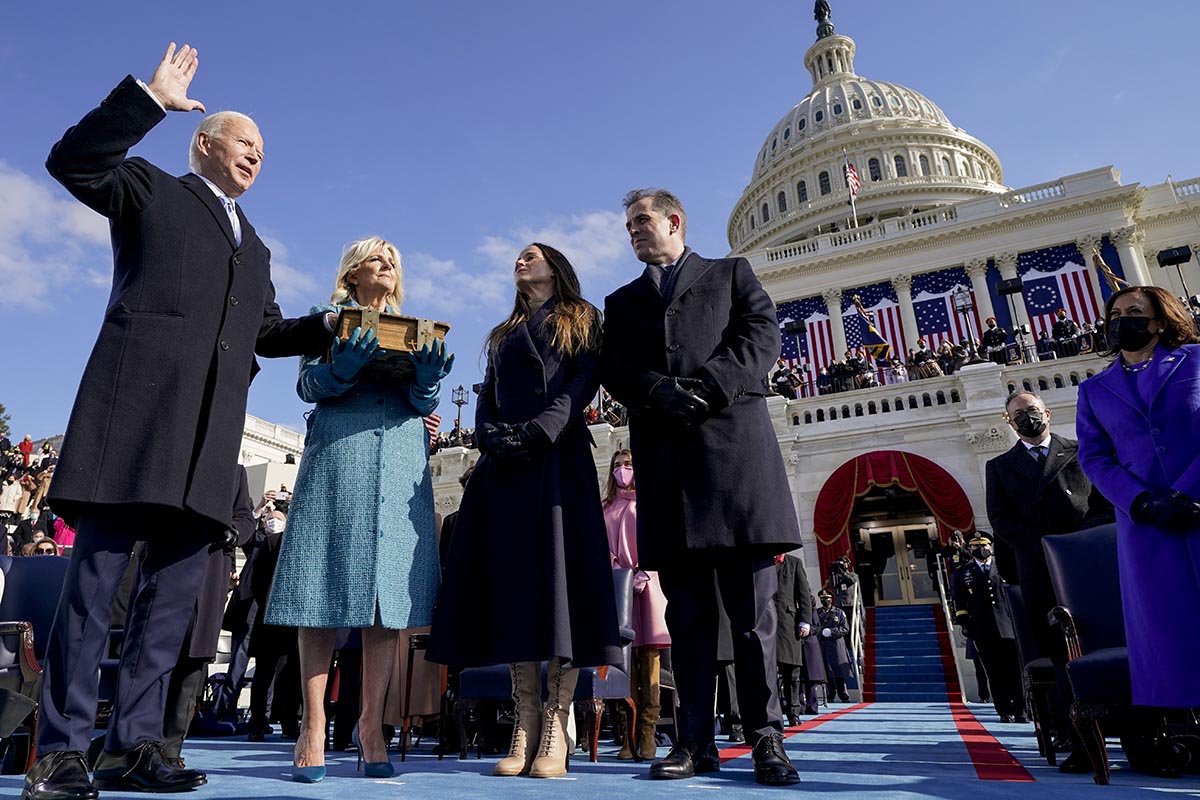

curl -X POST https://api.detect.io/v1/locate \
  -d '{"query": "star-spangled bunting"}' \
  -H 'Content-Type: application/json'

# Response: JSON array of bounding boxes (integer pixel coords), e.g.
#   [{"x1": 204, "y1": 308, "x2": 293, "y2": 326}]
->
[
  {"x1": 1018, "y1": 244, "x2": 1102, "y2": 337},
  {"x1": 911, "y1": 267, "x2": 982, "y2": 350}
]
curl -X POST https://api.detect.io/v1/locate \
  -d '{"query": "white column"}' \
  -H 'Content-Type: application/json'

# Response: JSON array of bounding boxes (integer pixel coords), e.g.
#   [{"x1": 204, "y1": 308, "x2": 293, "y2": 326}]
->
[
  {"x1": 964, "y1": 258, "x2": 996, "y2": 323},
  {"x1": 891, "y1": 273, "x2": 920, "y2": 351},
  {"x1": 1111, "y1": 226, "x2": 1153, "y2": 286},
  {"x1": 823, "y1": 287, "x2": 849, "y2": 358},
  {"x1": 995, "y1": 252, "x2": 1031, "y2": 331}
]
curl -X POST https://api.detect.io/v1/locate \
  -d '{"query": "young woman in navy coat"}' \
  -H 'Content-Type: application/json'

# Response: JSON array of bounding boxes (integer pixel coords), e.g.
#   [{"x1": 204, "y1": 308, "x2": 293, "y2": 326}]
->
[
  {"x1": 1075, "y1": 285, "x2": 1200, "y2": 709},
  {"x1": 429, "y1": 243, "x2": 621, "y2": 779}
]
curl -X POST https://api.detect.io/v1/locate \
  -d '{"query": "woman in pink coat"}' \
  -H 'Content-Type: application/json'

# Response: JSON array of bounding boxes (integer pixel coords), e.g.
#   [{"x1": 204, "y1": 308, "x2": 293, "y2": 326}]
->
[{"x1": 602, "y1": 449, "x2": 670, "y2": 761}]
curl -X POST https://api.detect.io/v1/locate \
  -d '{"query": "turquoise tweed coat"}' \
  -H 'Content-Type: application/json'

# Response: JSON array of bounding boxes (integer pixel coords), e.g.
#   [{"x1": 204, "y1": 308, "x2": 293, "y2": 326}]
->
[{"x1": 265, "y1": 304, "x2": 442, "y2": 629}]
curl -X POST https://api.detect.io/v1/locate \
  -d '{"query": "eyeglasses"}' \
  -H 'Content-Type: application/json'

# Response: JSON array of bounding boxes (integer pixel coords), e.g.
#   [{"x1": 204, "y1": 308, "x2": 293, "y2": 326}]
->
[{"x1": 35, "y1": 547, "x2": 56, "y2": 555}]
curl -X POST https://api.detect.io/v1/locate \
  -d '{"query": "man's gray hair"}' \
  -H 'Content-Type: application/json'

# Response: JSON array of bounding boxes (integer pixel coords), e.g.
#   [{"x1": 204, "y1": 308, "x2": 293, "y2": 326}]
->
[
  {"x1": 1003, "y1": 389, "x2": 1043, "y2": 412},
  {"x1": 188, "y1": 111, "x2": 257, "y2": 174},
  {"x1": 622, "y1": 188, "x2": 687, "y2": 238}
]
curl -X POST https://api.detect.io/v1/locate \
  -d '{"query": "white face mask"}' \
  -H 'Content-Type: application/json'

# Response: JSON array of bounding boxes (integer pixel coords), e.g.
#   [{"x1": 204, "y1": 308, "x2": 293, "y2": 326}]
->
[{"x1": 264, "y1": 518, "x2": 285, "y2": 535}]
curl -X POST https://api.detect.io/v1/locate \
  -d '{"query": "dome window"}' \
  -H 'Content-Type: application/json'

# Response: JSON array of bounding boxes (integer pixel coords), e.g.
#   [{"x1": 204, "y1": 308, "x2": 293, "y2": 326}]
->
[
  {"x1": 852, "y1": 97, "x2": 863, "y2": 110},
  {"x1": 798, "y1": 118, "x2": 807, "y2": 131},
  {"x1": 771, "y1": 137, "x2": 777, "y2": 151},
  {"x1": 894, "y1": 155, "x2": 908, "y2": 177},
  {"x1": 889, "y1": 94, "x2": 901, "y2": 108},
  {"x1": 750, "y1": 214, "x2": 756, "y2": 230},
  {"x1": 868, "y1": 158, "x2": 881, "y2": 181},
  {"x1": 872, "y1": 96, "x2": 882, "y2": 108},
  {"x1": 762, "y1": 203, "x2": 770, "y2": 223},
  {"x1": 783, "y1": 127, "x2": 790, "y2": 141},
  {"x1": 942, "y1": 157, "x2": 952, "y2": 175},
  {"x1": 819, "y1": 171, "x2": 831, "y2": 196},
  {"x1": 919, "y1": 155, "x2": 930, "y2": 176},
  {"x1": 797, "y1": 180, "x2": 808, "y2": 202},
  {"x1": 778, "y1": 191, "x2": 788, "y2": 213},
  {"x1": 815, "y1": 109, "x2": 824, "y2": 122},
  {"x1": 833, "y1": 102, "x2": 843, "y2": 115}
]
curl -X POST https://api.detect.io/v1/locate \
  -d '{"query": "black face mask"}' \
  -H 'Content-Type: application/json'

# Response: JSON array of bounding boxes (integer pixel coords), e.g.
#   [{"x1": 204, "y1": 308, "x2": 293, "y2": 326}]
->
[
  {"x1": 1012, "y1": 408, "x2": 1047, "y2": 438},
  {"x1": 971, "y1": 546, "x2": 992, "y2": 561},
  {"x1": 1108, "y1": 316, "x2": 1157, "y2": 352}
]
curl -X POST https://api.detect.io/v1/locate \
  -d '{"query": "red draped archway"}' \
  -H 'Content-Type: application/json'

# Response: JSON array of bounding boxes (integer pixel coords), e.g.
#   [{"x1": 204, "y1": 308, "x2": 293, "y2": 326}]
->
[{"x1": 812, "y1": 450, "x2": 976, "y2": 582}]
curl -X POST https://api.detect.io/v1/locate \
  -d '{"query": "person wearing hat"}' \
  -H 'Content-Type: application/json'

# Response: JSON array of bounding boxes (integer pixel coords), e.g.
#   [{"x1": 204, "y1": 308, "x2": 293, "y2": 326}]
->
[
  {"x1": 814, "y1": 590, "x2": 851, "y2": 702},
  {"x1": 1052, "y1": 309, "x2": 1081, "y2": 358},
  {"x1": 981, "y1": 317, "x2": 1009, "y2": 365},
  {"x1": 952, "y1": 533, "x2": 1025, "y2": 722}
]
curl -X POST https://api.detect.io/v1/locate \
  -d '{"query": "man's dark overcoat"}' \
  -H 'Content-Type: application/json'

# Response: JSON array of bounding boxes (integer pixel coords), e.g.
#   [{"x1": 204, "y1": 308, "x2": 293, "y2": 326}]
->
[
  {"x1": 774, "y1": 555, "x2": 824, "y2": 680},
  {"x1": 428, "y1": 299, "x2": 621, "y2": 668},
  {"x1": 44, "y1": 76, "x2": 329, "y2": 530},
  {"x1": 599, "y1": 252, "x2": 802, "y2": 569},
  {"x1": 985, "y1": 433, "x2": 1112, "y2": 656}
]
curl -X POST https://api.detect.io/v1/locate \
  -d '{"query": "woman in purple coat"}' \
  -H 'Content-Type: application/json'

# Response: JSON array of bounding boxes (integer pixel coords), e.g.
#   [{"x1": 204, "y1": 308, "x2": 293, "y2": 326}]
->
[{"x1": 1075, "y1": 285, "x2": 1200, "y2": 709}]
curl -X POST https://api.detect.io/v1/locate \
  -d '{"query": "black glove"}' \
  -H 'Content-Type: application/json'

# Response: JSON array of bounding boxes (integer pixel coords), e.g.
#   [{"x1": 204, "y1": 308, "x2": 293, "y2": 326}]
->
[
  {"x1": 1131, "y1": 490, "x2": 1200, "y2": 530},
  {"x1": 220, "y1": 528, "x2": 238, "y2": 556},
  {"x1": 477, "y1": 423, "x2": 511, "y2": 455},
  {"x1": 648, "y1": 378, "x2": 709, "y2": 426},
  {"x1": 489, "y1": 421, "x2": 548, "y2": 461}
]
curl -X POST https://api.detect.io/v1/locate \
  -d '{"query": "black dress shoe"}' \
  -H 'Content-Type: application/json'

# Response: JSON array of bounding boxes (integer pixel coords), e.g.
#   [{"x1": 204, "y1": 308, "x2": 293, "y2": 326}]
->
[
  {"x1": 692, "y1": 742, "x2": 721, "y2": 774},
  {"x1": 1059, "y1": 750, "x2": 1094, "y2": 774},
  {"x1": 1052, "y1": 736, "x2": 1075, "y2": 754},
  {"x1": 22, "y1": 751, "x2": 98, "y2": 800},
  {"x1": 999, "y1": 714, "x2": 1015, "y2": 723},
  {"x1": 727, "y1": 723, "x2": 745, "y2": 743},
  {"x1": 752, "y1": 732, "x2": 800, "y2": 786},
  {"x1": 649, "y1": 743, "x2": 695, "y2": 780},
  {"x1": 94, "y1": 741, "x2": 207, "y2": 792},
  {"x1": 1013, "y1": 714, "x2": 1029, "y2": 724}
]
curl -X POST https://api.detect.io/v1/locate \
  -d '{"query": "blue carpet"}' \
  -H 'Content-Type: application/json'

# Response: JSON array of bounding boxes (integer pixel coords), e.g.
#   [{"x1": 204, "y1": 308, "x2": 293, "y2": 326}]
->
[
  {"x1": 3, "y1": 703, "x2": 1190, "y2": 798},
  {"x1": 870, "y1": 606, "x2": 951, "y2": 702}
]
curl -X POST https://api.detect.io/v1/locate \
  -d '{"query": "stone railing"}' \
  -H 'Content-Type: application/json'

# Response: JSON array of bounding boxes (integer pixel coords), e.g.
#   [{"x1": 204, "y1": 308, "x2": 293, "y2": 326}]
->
[
  {"x1": 1173, "y1": 177, "x2": 1200, "y2": 201},
  {"x1": 997, "y1": 180, "x2": 1065, "y2": 208}
]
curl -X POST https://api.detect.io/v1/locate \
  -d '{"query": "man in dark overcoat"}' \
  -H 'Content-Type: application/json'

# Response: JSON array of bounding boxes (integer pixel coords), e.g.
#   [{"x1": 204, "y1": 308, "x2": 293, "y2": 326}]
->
[
  {"x1": 600, "y1": 188, "x2": 803, "y2": 786},
  {"x1": 1052, "y1": 309, "x2": 1081, "y2": 358},
  {"x1": 773, "y1": 554, "x2": 823, "y2": 723},
  {"x1": 981, "y1": 317, "x2": 1009, "y2": 365},
  {"x1": 953, "y1": 533, "x2": 1025, "y2": 722},
  {"x1": 986, "y1": 390, "x2": 1111, "y2": 765},
  {"x1": 25, "y1": 45, "x2": 331, "y2": 800}
]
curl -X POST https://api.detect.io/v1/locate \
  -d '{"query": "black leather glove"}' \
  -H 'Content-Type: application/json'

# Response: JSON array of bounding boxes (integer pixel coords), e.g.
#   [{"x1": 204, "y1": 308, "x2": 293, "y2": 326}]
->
[
  {"x1": 477, "y1": 423, "x2": 510, "y2": 455},
  {"x1": 1131, "y1": 490, "x2": 1200, "y2": 530},
  {"x1": 679, "y1": 373, "x2": 727, "y2": 414},
  {"x1": 489, "y1": 421, "x2": 547, "y2": 461},
  {"x1": 220, "y1": 528, "x2": 238, "y2": 556},
  {"x1": 647, "y1": 378, "x2": 709, "y2": 426}
]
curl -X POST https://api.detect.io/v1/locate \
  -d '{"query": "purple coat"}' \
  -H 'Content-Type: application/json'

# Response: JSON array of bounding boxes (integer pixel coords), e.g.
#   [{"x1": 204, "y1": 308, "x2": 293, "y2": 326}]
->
[{"x1": 1075, "y1": 343, "x2": 1200, "y2": 708}]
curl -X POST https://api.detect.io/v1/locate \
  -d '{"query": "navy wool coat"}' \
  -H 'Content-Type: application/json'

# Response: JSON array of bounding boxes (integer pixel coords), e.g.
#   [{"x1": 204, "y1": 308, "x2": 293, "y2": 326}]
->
[
  {"x1": 44, "y1": 76, "x2": 330, "y2": 530},
  {"x1": 1075, "y1": 344, "x2": 1200, "y2": 708},
  {"x1": 428, "y1": 300, "x2": 621, "y2": 668},
  {"x1": 599, "y1": 251, "x2": 803, "y2": 569}
]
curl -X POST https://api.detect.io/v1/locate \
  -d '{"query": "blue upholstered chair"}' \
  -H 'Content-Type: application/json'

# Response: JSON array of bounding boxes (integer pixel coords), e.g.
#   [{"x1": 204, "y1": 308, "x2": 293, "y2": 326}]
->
[
  {"x1": 1003, "y1": 584, "x2": 1058, "y2": 765},
  {"x1": 0, "y1": 554, "x2": 70, "y2": 773}
]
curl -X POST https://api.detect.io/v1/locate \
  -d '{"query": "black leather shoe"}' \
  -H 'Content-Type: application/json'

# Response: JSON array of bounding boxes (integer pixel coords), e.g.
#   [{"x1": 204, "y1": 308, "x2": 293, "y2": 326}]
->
[
  {"x1": 94, "y1": 741, "x2": 207, "y2": 792},
  {"x1": 752, "y1": 732, "x2": 800, "y2": 786},
  {"x1": 1013, "y1": 714, "x2": 1029, "y2": 724},
  {"x1": 727, "y1": 723, "x2": 745, "y2": 743},
  {"x1": 692, "y1": 742, "x2": 720, "y2": 774},
  {"x1": 22, "y1": 751, "x2": 98, "y2": 800},
  {"x1": 1052, "y1": 736, "x2": 1075, "y2": 754},
  {"x1": 1059, "y1": 750, "x2": 1094, "y2": 774},
  {"x1": 649, "y1": 743, "x2": 695, "y2": 780},
  {"x1": 999, "y1": 714, "x2": 1015, "y2": 723}
]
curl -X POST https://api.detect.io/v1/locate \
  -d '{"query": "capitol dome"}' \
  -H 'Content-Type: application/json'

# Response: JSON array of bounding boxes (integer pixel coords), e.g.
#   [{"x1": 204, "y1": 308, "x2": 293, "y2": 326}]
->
[{"x1": 728, "y1": 3, "x2": 1007, "y2": 254}]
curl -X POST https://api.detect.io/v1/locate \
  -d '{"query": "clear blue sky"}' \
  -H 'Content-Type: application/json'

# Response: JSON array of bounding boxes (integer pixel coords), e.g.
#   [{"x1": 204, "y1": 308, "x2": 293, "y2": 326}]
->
[{"x1": 3, "y1": 0, "x2": 1197, "y2": 440}]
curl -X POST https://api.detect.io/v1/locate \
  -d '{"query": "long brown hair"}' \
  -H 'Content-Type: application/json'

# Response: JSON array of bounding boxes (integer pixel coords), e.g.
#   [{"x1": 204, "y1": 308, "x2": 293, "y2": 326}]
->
[
  {"x1": 1100, "y1": 285, "x2": 1199, "y2": 358},
  {"x1": 485, "y1": 242, "x2": 599, "y2": 358},
  {"x1": 602, "y1": 449, "x2": 633, "y2": 507}
]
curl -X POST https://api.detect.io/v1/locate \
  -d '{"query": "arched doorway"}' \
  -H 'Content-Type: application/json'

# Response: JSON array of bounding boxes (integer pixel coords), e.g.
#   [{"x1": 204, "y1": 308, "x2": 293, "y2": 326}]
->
[{"x1": 812, "y1": 451, "x2": 976, "y2": 605}]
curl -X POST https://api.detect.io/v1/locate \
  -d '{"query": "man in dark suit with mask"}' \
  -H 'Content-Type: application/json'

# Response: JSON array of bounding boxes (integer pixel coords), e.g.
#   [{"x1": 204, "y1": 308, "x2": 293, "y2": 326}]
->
[
  {"x1": 25, "y1": 44, "x2": 333, "y2": 800},
  {"x1": 985, "y1": 390, "x2": 1111, "y2": 767},
  {"x1": 600, "y1": 188, "x2": 803, "y2": 786}
]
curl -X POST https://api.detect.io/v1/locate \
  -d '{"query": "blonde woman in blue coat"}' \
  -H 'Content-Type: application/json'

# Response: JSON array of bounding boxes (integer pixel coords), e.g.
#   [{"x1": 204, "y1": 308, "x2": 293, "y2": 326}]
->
[{"x1": 265, "y1": 237, "x2": 453, "y2": 782}]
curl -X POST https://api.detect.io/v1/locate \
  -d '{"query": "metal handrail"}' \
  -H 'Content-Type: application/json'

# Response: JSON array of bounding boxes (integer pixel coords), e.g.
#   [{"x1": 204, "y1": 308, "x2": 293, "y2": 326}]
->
[{"x1": 934, "y1": 553, "x2": 968, "y2": 702}]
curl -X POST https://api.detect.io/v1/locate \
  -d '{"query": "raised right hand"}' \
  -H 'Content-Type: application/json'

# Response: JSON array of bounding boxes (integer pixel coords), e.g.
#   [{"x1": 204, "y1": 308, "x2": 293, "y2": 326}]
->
[
  {"x1": 330, "y1": 327, "x2": 381, "y2": 383},
  {"x1": 146, "y1": 42, "x2": 206, "y2": 113}
]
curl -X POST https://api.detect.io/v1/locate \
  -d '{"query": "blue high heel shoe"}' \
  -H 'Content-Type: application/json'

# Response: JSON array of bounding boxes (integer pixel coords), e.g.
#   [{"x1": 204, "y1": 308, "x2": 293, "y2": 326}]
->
[
  {"x1": 292, "y1": 765, "x2": 326, "y2": 783},
  {"x1": 354, "y1": 729, "x2": 395, "y2": 779}
]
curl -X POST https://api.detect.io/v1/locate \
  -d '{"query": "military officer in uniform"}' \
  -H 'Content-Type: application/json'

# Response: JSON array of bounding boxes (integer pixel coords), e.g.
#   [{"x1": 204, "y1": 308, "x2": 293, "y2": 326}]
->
[
  {"x1": 1051, "y1": 309, "x2": 1081, "y2": 358},
  {"x1": 981, "y1": 318, "x2": 1009, "y2": 365},
  {"x1": 953, "y1": 533, "x2": 1025, "y2": 722}
]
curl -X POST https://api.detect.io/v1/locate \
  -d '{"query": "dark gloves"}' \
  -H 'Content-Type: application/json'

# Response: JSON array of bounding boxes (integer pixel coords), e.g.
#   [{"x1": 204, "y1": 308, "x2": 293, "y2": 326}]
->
[
  {"x1": 486, "y1": 421, "x2": 550, "y2": 461},
  {"x1": 330, "y1": 326, "x2": 381, "y2": 383},
  {"x1": 648, "y1": 378, "x2": 709, "y2": 426},
  {"x1": 1131, "y1": 490, "x2": 1200, "y2": 530}
]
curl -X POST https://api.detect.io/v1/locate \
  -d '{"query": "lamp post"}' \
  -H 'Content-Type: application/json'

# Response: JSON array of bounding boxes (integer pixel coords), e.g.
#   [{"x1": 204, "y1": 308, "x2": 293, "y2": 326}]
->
[
  {"x1": 451, "y1": 384, "x2": 468, "y2": 432},
  {"x1": 951, "y1": 286, "x2": 987, "y2": 366}
]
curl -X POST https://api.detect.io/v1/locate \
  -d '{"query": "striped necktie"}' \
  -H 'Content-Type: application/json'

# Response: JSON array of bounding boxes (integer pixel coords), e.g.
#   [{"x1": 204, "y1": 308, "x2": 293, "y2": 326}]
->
[{"x1": 221, "y1": 196, "x2": 242, "y2": 247}]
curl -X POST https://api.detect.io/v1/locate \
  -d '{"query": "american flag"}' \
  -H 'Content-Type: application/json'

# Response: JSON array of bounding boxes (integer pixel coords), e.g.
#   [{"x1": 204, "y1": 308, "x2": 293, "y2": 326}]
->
[
  {"x1": 424, "y1": 413, "x2": 442, "y2": 448},
  {"x1": 1019, "y1": 244, "x2": 1102, "y2": 338},
  {"x1": 844, "y1": 155, "x2": 860, "y2": 200},
  {"x1": 912, "y1": 267, "x2": 983, "y2": 351},
  {"x1": 777, "y1": 295, "x2": 834, "y2": 394}
]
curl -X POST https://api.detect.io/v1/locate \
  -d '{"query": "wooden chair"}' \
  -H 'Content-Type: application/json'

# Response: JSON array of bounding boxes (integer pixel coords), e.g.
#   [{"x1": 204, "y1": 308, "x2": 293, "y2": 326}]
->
[{"x1": 1003, "y1": 584, "x2": 1058, "y2": 765}]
